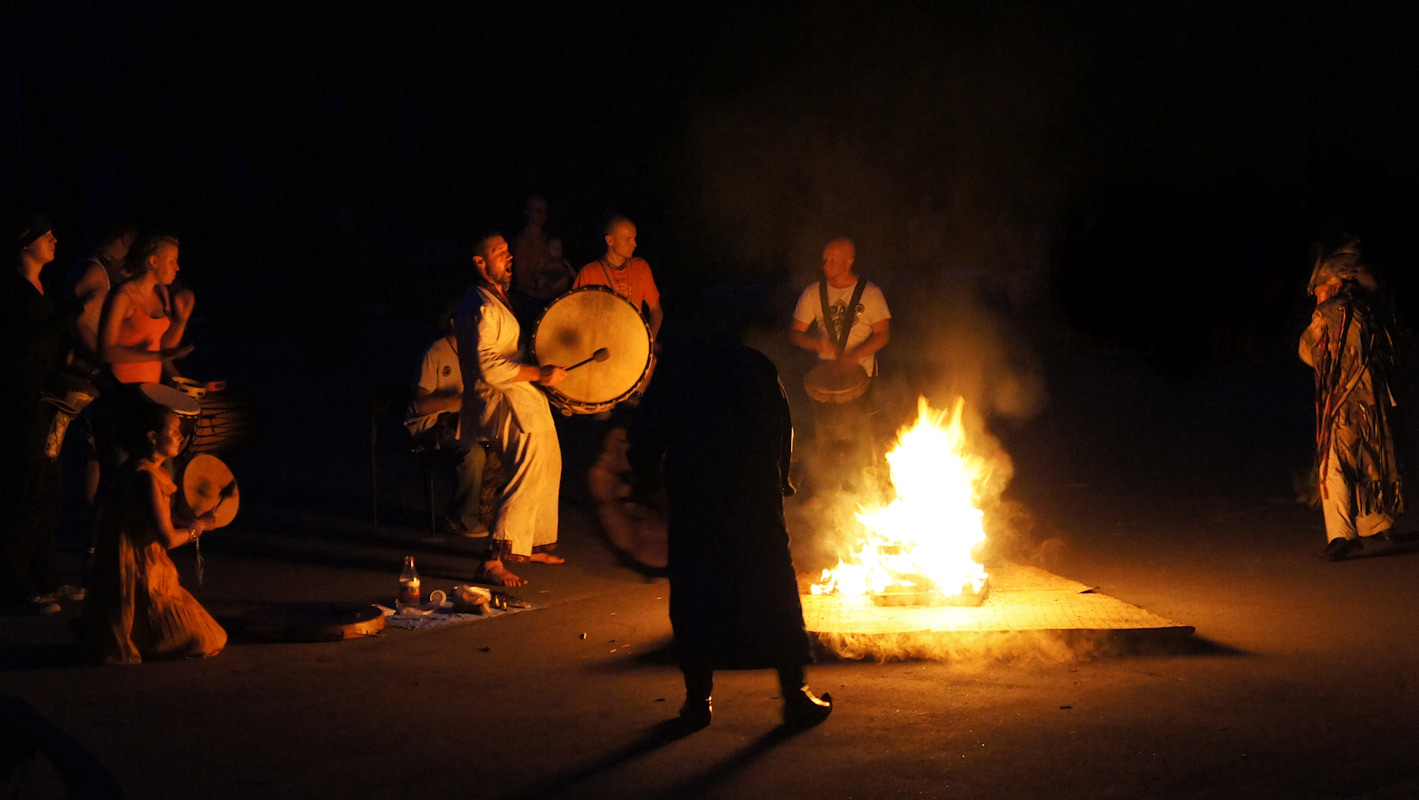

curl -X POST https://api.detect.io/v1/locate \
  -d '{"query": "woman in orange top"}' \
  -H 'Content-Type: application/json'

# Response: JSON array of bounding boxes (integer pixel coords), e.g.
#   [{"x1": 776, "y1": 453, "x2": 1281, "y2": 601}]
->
[{"x1": 98, "y1": 233, "x2": 193, "y2": 384}]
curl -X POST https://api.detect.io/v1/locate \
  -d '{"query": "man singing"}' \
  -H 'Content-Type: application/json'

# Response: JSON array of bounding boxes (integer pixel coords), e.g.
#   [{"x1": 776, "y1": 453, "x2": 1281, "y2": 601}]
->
[{"x1": 454, "y1": 232, "x2": 568, "y2": 586}]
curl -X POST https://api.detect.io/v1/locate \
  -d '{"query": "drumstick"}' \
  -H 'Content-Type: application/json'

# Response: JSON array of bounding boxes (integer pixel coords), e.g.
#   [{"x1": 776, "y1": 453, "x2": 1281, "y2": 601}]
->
[
  {"x1": 208, "y1": 479, "x2": 238, "y2": 516},
  {"x1": 566, "y1": 347, "x2": 610, "y2": 371}
]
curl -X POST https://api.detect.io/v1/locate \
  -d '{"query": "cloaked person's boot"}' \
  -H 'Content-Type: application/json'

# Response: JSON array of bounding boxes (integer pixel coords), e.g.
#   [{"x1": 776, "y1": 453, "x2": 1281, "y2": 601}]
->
[
  {"x1": 678, "y1": 666, "x2": 713, "y2": 729},
  {"x1": 778, "y1": 666, "x2": 832, "y2": 728}
]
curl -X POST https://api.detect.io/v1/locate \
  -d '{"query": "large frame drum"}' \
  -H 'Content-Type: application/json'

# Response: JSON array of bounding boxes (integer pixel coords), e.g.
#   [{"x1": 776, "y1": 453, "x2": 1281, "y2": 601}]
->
[{"x1": 532, "y1": 286, "x2": 652, "y2": 415}]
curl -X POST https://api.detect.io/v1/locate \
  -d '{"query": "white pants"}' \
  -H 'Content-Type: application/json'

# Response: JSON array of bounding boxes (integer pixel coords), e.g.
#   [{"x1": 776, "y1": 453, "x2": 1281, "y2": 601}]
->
[
  {"x1": 1322, "y1": 441, "x2": 1394, "y2": 542},
  {"x1": 488, "y1": 409, "x2": 561, "y2": 558}
]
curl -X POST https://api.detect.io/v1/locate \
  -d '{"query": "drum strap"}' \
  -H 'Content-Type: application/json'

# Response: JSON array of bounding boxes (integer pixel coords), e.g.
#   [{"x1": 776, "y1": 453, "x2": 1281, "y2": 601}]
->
[
  {"x1": 599, "y1": 259, "x2": 636, "y2": 306},
  {"x1": 820, "y1": 277, "x2": 868, "y2": 358}
]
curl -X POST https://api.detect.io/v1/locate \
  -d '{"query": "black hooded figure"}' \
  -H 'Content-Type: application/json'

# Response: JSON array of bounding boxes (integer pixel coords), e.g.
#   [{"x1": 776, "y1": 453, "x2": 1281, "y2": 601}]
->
[{"x1": 628, "y1": 341, "x2": 832, "y2": 728}]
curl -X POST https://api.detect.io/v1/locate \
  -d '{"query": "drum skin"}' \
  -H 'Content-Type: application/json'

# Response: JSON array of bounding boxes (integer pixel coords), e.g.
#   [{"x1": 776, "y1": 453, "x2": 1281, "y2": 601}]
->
[
  {"x1": 804, "y1": 362, "x2": 869, "y2": 404},
  {"x1": 532, "y1": 286, "x2": 652, "y2": 414}
]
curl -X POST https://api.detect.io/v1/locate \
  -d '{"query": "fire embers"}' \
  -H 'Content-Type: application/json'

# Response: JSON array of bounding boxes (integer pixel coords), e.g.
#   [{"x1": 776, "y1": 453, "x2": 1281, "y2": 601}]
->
[{"x1": 812, "y1": 397, "x2": 993, "y2": 607}]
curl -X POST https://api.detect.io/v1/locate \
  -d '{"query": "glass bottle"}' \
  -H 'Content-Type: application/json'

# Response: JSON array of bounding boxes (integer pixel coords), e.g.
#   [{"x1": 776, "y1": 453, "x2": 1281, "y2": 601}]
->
[{"x1": 398, "y1": 556, "x2": 421, "y2": 608}]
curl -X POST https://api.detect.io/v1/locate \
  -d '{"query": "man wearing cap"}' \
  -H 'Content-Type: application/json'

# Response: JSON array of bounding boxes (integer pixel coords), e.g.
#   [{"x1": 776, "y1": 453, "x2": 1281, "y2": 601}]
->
[
  {"x1": 1300, "y1": 238, "x2": 1407, "y2": 561},
  {"x1": 454, "y1": 232, "x2": 568, "y2": 587},
  {"x1": 0, "y1": 214, "x2": 67, "y2": 614}
]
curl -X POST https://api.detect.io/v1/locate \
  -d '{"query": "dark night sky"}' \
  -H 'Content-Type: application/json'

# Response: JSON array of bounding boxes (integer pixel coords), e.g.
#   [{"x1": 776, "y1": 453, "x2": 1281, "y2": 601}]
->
[{"x1": 5, "y1": 1, "x2": 1418, "y2": 372}]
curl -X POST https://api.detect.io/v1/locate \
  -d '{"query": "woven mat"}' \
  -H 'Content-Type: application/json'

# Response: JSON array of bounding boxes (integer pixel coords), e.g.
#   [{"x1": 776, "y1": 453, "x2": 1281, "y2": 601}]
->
[{"x1": 380, "y1": 603, "x2": 539, "y2": 630}]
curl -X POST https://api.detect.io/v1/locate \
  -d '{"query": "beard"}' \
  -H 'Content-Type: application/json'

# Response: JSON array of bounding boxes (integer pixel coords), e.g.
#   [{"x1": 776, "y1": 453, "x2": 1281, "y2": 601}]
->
[{"x1": 478, "y1": 261, "x2": 513, "y2": 291}]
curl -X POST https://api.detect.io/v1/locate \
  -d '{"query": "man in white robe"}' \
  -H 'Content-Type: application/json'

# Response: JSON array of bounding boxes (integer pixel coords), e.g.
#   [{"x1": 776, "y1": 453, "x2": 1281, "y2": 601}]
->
[{"x1": 454, "y1": 232, "x2": 568, "y2": 586}]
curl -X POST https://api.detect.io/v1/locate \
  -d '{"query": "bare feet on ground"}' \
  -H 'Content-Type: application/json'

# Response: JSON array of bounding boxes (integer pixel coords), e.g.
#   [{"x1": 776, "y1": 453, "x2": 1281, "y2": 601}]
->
[
  {"x1": 476, "y1": 560, "x2": 526, "y2": 587},
  {"x1": 528, "y1": 553, "x2": 565, "y2": 564}
]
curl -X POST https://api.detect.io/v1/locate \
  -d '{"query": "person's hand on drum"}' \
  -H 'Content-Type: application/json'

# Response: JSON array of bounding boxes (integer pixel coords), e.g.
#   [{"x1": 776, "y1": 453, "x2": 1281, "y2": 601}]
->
[
  {"x1": 538, "y1": 365, "x2": 568, "y2": 386},
  {"x1": 832, "y1": 351, "x2": 861, "y2": 371},
  {"x1": 815, "y1": 332, "x2": 838, "y2": 360}
]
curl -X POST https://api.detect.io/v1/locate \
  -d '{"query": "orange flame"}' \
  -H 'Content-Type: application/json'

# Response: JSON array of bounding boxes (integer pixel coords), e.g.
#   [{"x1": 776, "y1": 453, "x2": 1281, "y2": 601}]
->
[{"x1": 812, "y1": 397, "x2": 990, "y2": 599}]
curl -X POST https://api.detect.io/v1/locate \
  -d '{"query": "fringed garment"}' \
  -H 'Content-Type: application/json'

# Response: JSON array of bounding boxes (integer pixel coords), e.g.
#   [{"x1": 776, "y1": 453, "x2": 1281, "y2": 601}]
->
[{"x1": 1300, "y1": 288, "x2": 1406, "y2": 523}]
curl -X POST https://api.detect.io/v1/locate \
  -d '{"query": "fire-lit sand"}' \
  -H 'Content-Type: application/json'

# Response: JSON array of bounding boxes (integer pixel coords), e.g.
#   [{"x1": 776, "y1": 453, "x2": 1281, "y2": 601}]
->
[
  {"x1": 804, "y1": 397, "x2": 1192, "y2": 656},
  {"x1": 802, "y1": 562, "x2": 1193, "y2": 650}
]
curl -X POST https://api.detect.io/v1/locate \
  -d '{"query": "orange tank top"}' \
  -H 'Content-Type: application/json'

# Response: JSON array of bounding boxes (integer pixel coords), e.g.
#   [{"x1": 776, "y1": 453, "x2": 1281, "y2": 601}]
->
[{"x1": 111, "y1": 288, "x2": 171, "y2": 384}]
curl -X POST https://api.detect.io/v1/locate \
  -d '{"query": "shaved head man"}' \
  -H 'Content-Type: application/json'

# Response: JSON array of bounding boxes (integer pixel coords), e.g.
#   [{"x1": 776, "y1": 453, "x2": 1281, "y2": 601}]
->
[
  {"x1": 792, "y1": 238, "x2": 890, "y2": 372},
  {"x1": 791, "y1": 237, "x2": 892, "y2": 490},
  {"x1": 573, "y1": 215, "x2": 664, "y2": 338}
]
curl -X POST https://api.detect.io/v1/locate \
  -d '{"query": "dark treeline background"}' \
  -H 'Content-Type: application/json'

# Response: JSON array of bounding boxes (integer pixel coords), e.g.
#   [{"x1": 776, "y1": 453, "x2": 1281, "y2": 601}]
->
[{"x1": 5, "y1": 0, "x2": 1419, "y2": 375}]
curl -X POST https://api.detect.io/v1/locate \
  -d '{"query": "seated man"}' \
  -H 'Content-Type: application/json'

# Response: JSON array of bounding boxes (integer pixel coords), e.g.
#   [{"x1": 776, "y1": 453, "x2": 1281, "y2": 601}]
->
[{"x1": 404, "y1": 315, "x2": 487, "y2": 537}]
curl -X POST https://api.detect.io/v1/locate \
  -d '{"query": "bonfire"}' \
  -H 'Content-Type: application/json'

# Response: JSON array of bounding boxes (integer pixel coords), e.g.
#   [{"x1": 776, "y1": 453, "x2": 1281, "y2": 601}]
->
[{"x1": 812, "y1": 397, "x2": 991, "y2": 605}]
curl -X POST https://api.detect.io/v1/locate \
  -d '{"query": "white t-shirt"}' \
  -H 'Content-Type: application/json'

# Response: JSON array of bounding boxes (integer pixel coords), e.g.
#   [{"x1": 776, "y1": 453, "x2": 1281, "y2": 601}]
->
[
  {"x1": 793, "y1": 278, "x2": 891, "y2": 376},
  {"x1": 404, "y1": 336, "x2": 463, "y2": 438}
]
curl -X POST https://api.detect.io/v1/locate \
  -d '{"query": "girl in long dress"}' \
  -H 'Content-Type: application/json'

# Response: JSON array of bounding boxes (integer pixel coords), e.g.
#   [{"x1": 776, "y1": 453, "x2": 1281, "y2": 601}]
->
[{"x1": 77, "y1": 389, "x2": 225, "y2": 664}]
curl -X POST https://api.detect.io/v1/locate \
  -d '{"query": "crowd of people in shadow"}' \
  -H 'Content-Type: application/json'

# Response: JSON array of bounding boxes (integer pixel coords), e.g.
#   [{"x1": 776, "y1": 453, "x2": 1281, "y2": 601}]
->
[
  {"x1": 3, "y1": 196, "x2": 839, "y2": 732},
  {"x1": 3, "y1": 212, "x2": 225, "y2": 664}
]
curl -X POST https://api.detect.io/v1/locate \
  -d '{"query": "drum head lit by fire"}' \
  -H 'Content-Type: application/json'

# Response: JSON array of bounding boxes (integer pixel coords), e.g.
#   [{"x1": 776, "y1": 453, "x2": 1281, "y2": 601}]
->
[
  {"x1": 183, "y1": 454, "x2": 240, "y2": 529},
  {"x1": 532, "y1": 286, "x2": 653, "y2": 414}
]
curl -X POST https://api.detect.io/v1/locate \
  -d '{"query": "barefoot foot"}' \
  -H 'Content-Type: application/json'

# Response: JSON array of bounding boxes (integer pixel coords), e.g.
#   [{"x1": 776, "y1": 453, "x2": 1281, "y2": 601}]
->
[
  {"x1": 528, "y1": 552, "x2": 565, "y2": 564},
  {"x1": 473, "y1": 561, "x2": 526, "y2": 587}
]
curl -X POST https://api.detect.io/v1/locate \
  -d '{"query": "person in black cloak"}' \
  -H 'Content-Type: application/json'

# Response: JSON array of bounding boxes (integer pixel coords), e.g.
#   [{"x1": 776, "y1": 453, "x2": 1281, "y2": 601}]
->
[{"x1": 627, "y1": 339, "x2": 833, "y2": 729}]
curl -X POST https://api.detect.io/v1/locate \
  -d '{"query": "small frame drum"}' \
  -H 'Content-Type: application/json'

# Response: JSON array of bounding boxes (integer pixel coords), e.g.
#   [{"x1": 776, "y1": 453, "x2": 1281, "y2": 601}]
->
[
  {"x1": 804, "y1": 362, "x2": 870, "y2": 404},
  {"x1": 532, "y1": 286, "x2": 653, "y2": 415}
]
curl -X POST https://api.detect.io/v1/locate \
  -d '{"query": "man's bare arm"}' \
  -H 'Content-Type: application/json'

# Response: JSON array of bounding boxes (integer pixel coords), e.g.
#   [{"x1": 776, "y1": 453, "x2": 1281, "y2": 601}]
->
[
  {"x1": 514, "y1": 364, "x2": 568, "y2": 386},
  {"x1": 841, "y1": 319, "x2": 890, "y2": 365},
  {"x1": 70, "y1": 262, "x2": 109, "y2": 354},
  {"x1": 647, "y1": 300, "x2": 664, "y2": 339},
  {"x1": 412, "y1": 387, "x2": 461, "y2": 416},
  {"x1": 791, "y1": 319, "x2": 835, "y2": 358}
]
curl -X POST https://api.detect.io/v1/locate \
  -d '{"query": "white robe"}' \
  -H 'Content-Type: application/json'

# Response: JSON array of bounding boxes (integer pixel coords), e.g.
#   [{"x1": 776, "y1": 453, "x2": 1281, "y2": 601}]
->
[{"x1": 454, "y1": 285, "x2": 560, "y2": 558}]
